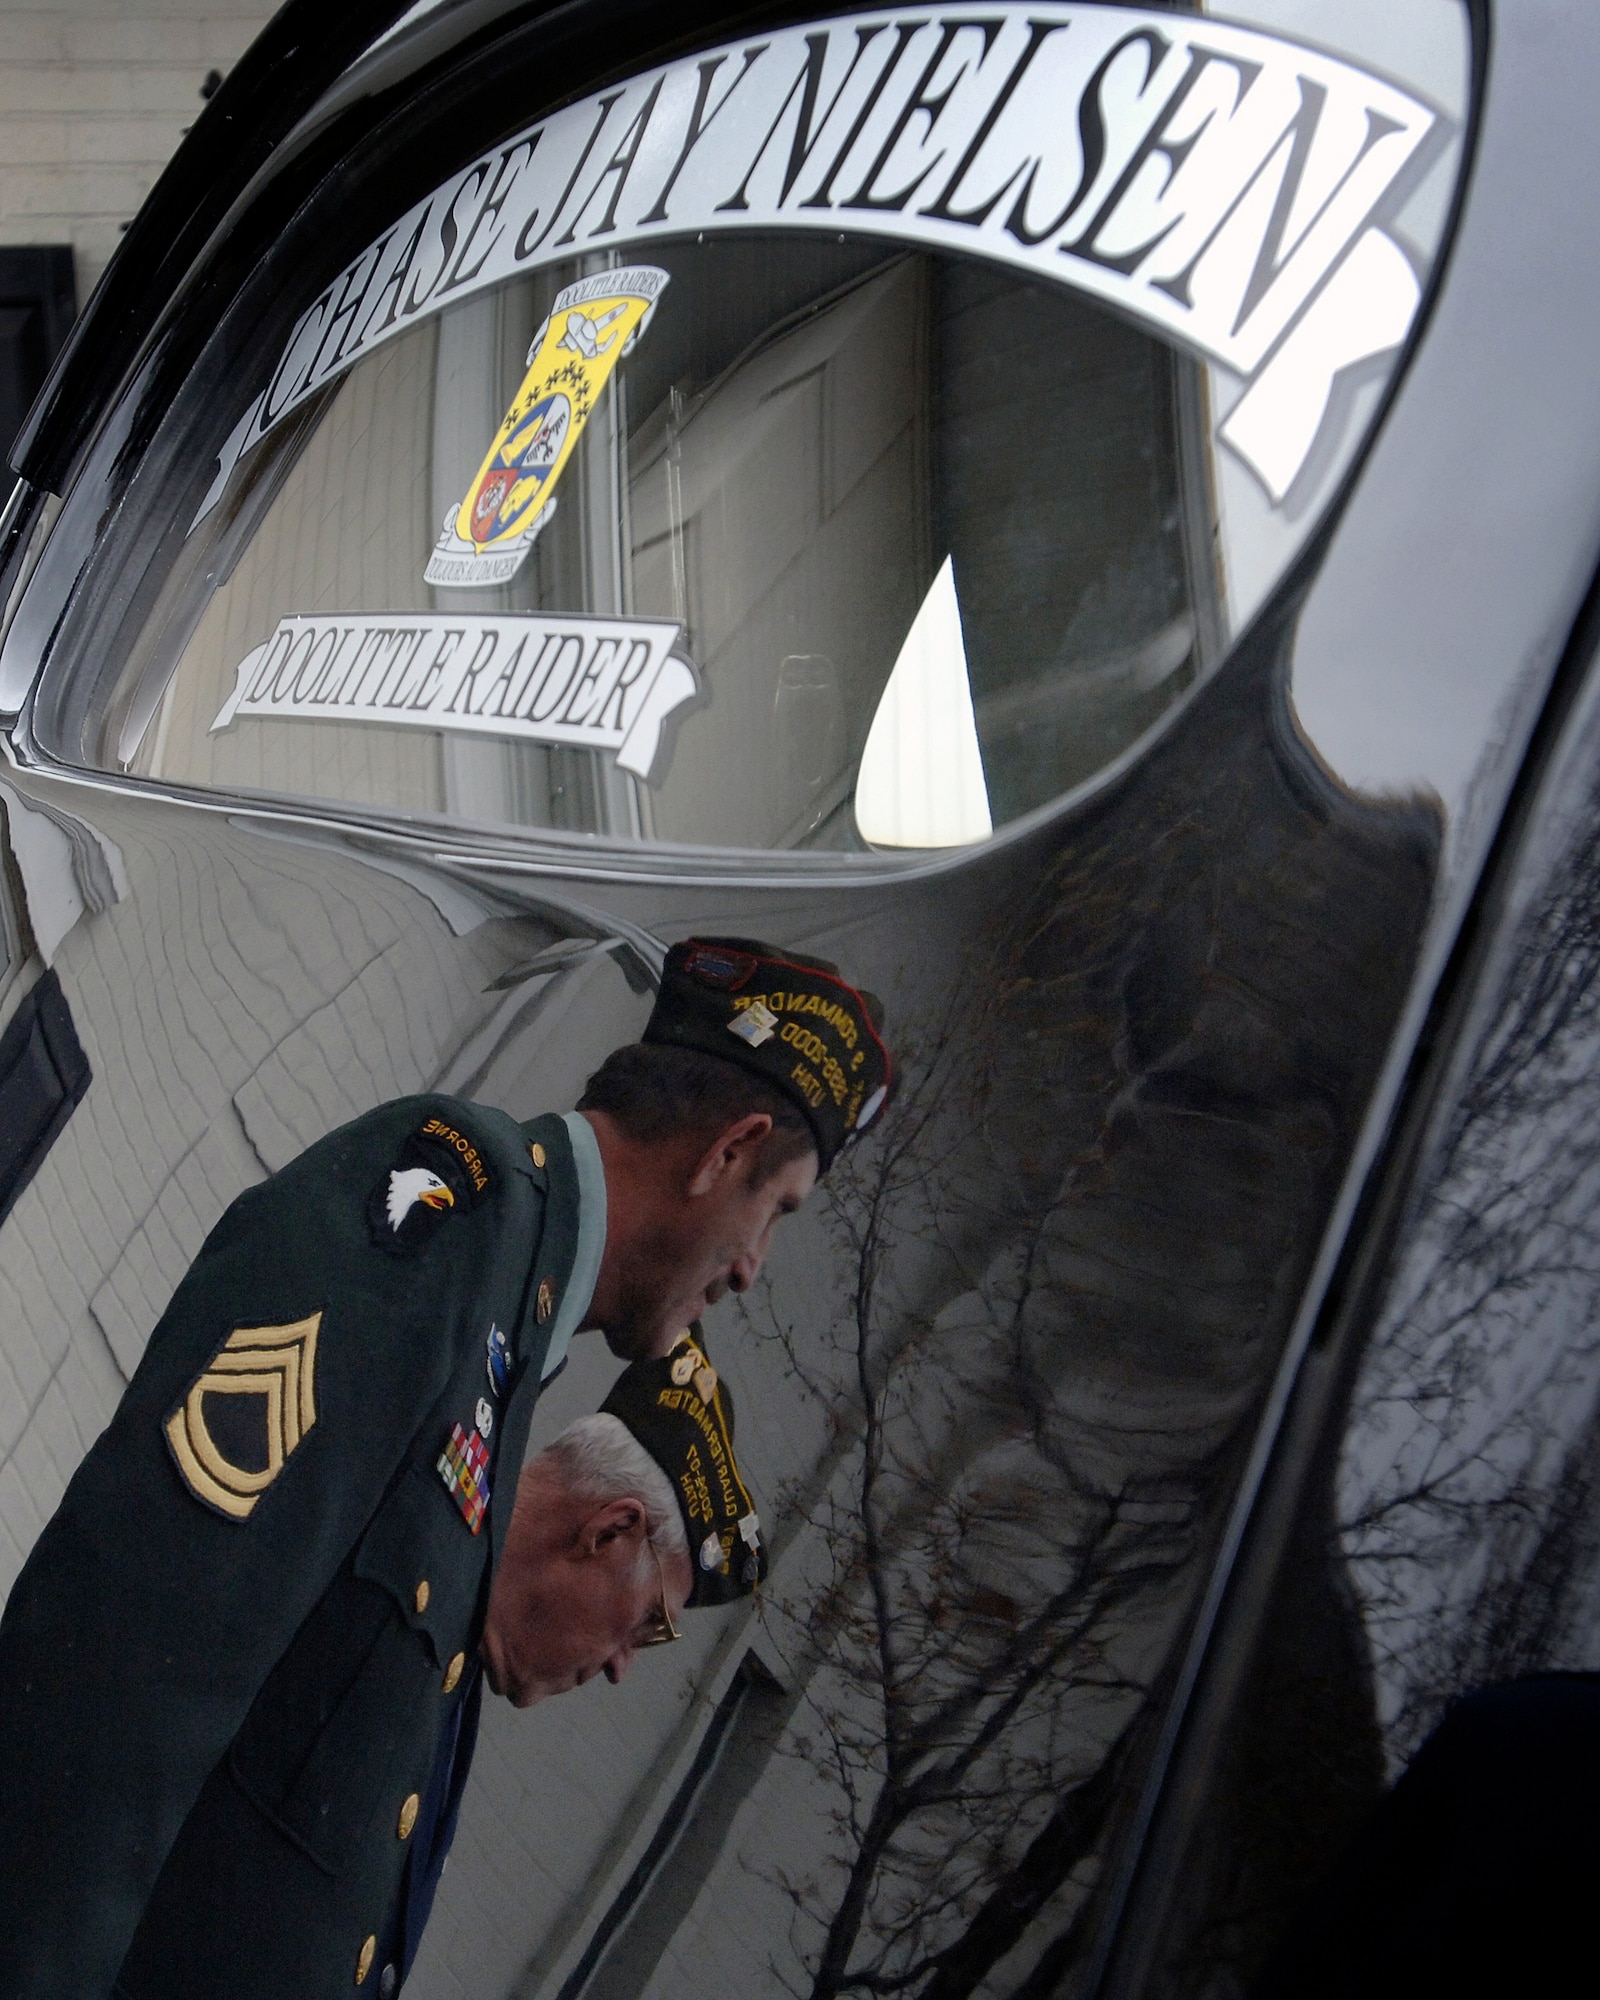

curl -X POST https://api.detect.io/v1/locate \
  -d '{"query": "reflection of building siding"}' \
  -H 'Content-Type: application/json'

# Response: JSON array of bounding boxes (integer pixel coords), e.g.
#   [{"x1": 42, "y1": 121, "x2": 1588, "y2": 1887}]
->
[
  {"x1": 0, "y1": 638, "x2": 1443, "y2": 2000},
  {"x1": 0, "y1": 2, "x2": 272, "y2": 303},
  {"x1": 140, "y1": 321, "x2": 444, "y2": 811},
  {"x1": 0, "y1": 797, "x2": 522, "y2": 1598}
]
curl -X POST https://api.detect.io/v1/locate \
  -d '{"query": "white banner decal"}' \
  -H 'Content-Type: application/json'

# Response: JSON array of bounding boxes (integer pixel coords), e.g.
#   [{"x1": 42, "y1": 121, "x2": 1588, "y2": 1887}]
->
[
  {"x1": 210, "y1": 613, "x2": 698, "y2": 781},
  {"x1": 199, "y1": 8, "x2": 1444, "y2": 518}
]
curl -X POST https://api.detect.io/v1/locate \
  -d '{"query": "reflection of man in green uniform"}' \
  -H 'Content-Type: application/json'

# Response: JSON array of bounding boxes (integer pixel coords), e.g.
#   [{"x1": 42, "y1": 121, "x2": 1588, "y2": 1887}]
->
[{"x1": 0, "y1": 937, "x2": 891, "y2": 2000}]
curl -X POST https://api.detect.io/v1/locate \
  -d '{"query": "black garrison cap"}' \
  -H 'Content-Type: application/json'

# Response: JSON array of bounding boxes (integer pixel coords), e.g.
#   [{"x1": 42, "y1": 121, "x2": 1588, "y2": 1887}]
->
[
  {"x1": 642, "y1": 936, "x2": 893, "y2": 1170},
  {"x1": 601, "y1": 1327, "x2": 767, "y2": 1608}
]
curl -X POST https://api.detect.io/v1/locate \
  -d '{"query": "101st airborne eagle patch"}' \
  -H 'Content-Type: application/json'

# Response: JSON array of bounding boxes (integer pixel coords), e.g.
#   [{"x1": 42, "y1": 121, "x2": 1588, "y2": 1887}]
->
[
  {"x1": 165, "y1": 1313, "x2": 321, "y2": 1520},
  {"x1": 368, "y1": 1116, "x2": 492, "y2": 1255}
]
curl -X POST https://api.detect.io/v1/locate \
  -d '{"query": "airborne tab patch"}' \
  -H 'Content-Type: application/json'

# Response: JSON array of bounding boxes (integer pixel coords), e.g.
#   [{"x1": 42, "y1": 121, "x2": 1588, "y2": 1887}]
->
[
  {"x1": 369, "y1": 1115, "x2": 492, "y2": 1254},
  {"x1": 165, "y1": 1313, "x2": 321, "y2": 1520}
]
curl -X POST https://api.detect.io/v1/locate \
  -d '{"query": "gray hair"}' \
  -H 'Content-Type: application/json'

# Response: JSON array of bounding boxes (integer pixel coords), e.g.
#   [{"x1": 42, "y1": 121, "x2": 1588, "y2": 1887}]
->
[{"x1": 531, "y1": 1413, "x2": 687, "y2": 1564}]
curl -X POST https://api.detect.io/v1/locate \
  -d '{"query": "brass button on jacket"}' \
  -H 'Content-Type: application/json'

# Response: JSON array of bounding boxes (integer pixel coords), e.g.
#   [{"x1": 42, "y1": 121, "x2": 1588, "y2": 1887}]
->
[
  {"x1": 355, "y1": 1934, "x2": 377, "y2": 1985},
  {"x1": 413, "y1": 1579, "x2": 430, "y2": 1614},
  {"x1": 397, "y1": 1792, "x2": 420, "y2": 1841},
  {"x1": 529, "y1": 1141, "x2": 546, "y2": 1168},
  {"x1": 442, "y1": 1651, "x2": 466, "y2": 1693}
]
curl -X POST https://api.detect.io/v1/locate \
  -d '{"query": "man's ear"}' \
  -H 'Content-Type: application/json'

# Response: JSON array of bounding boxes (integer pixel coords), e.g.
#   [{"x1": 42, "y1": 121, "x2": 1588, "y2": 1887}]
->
[
  {"x1": 687, "y1": 1112, "x2": 773, "y2": 1197},
  {"x1": 581, "y1": 1496, "x2": 648, "y2": 1557}
]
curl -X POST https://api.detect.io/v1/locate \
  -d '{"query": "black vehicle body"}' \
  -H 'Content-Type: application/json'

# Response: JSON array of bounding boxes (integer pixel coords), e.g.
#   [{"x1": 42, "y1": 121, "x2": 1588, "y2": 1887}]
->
[{"x1": 3, "y1": 3, "x2": 1598, "y2": 1996}]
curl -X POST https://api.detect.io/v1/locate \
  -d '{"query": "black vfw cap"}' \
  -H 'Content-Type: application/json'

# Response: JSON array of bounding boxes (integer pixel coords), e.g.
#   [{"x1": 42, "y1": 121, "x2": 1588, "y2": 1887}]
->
[
  {"x1": 642, "y1": 937, "x2": 893, "y2": 1170},
  {"x1": 600, "y1": 1327, "x2": 766, "y2": 1608}
]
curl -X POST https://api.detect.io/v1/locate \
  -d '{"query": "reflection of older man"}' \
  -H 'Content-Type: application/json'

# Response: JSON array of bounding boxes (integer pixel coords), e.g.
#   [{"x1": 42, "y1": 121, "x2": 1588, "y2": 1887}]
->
[
  {"x1": 117, "y1": 1410, "x2": 697, "y2": 2000},
  {"x1": 482, "y1": 1414, "x2": 690, "y2": 1706}
]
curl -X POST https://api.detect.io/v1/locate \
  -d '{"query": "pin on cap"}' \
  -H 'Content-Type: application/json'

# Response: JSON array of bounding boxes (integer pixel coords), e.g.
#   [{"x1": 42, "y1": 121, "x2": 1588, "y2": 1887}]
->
[{"x1": 728, "y1": 1000, "x2": 778, "y2": 1047}]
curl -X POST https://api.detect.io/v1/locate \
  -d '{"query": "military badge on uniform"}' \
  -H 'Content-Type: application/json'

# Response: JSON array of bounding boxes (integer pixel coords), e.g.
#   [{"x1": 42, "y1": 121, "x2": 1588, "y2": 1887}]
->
[
  {"x1": 384, "y1": 1167, "x2": 453, "y2": 1231},
  {"x1": 368, "y1": 1114, "x2": 491, "y2": 1255},
  {"x1": 164, "y1": 1312, "x2": 321, "y2": 1521},
  {"x1": 437, "y1": 1421, "x2": 491, "y2": 1534},
  {"x1": 486, "y1": 1323, "x2": 509, "y2": 1396}
]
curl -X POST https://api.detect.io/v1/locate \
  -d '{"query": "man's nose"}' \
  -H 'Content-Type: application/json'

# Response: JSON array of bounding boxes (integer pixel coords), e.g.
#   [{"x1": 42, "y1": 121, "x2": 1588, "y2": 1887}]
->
[
  {"x1": 604, "y1": 1647, "x2": 636, "y2": 1685},
  {"x1": 727, "y1": 1249, "x2": 761, "y2": 1294}
]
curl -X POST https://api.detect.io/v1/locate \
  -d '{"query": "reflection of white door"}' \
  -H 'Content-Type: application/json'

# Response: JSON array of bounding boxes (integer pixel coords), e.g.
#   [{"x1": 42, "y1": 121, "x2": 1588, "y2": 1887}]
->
[{"x1": 630, "y1": 260, "x2": 929, "y2": 849}]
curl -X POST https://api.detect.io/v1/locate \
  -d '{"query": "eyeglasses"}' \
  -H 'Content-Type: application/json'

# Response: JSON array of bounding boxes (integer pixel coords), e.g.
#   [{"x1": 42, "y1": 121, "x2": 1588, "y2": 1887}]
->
[{"x1": 640, "y1": 1535, "x2": 681, "y2": 1647}]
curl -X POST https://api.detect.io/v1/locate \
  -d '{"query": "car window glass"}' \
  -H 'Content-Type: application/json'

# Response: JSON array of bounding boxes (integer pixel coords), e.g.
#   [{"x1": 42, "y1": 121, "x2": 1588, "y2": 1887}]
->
[{"x1": 52, "y1": 3, "x2": 1468, "y2": 858}]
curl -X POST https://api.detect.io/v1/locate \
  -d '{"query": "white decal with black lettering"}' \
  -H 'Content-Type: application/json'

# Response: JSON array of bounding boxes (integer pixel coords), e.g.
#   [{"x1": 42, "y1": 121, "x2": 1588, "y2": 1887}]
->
[
  {"x1": 197, "y1": 8, "x2": 1442, "y2": 519},
  {"x1": 209, "y1": 612, "x2": 697, "y2": 781}
]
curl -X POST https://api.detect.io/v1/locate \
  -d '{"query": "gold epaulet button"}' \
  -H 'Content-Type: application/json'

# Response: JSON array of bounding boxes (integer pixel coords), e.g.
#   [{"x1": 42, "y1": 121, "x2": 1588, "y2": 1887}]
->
[
  {"x1": 397, "y1": 1792, "x2": 420, "y2": 1841},
  {"x1": 529, "y1": 1141, "x2": 547, "y2": 1168},
  {"x1": 536, "y1": 1277, "x2": 555, "y2": 1322},
  {"x1": 355, "y1": 1935, "x2": 377, "y2": 1985},
  {"x1": 414, "y1": 1580, "x2": 430, "y2": 1614},
  {"x1": 442, "y1": 1651, "x2": 466, "y2": 1693}
]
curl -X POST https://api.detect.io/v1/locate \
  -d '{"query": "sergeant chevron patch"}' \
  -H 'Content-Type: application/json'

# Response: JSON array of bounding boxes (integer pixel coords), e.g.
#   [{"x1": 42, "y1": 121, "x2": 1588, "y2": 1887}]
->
[{"x1": 164, "y1": 1312, "x2": 321, "y2": 1521}]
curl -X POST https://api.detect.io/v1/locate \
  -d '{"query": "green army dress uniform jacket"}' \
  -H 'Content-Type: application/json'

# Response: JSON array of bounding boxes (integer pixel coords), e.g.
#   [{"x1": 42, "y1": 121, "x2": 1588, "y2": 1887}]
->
[{"x1": 0, "y1": 1094, "x2": 595, "y2": 2000}]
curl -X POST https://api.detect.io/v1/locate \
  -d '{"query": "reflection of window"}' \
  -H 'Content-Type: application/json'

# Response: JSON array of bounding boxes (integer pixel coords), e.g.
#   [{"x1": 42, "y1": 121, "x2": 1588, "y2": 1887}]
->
[
  {"x1": 557, "y1": 1654, "x2": 794, "y2": 2000},
  {"x1": 0, "y1": 247, "x2": 76, "y2": 514},
  {"x1": 0, "y1": 967, "x2": 92, "y2": 1233}
]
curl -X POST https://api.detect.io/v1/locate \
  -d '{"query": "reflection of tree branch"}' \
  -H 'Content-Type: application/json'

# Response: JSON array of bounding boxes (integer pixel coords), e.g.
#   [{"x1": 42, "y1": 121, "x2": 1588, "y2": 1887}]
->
[
  {"x1": 1339, "y1": 754, "x2": 1600, "y2": 1758},
  {"x1": 749, "y1": 939, "x2": 1197, "y2": 2000},
  {"x1": 918, "y1": 1717, "x2": 1135, "y2": 2000}
]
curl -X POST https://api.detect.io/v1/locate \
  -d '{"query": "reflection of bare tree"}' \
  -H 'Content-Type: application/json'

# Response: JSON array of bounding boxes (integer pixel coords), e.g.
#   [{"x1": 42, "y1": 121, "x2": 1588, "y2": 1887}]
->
[
  {"x1": 1340, "y1": 738, "x2": 1600, "y2": 1765},
  {"x1": 761, "y1": 980, "x2": 1194, "y2": 2000},
  {"x1": 740, "y1": 655, "x2": 1440, "y2": 2000},
  {"x1": 1141, "y1": 734, "x2": 1600, "y2": 2000}
]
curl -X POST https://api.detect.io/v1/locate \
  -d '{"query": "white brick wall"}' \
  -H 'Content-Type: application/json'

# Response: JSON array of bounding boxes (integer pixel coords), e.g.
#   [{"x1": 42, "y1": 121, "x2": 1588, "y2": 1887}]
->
[{"x1": 0, "y1": 1, "x2": 275, "y2": 305}]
